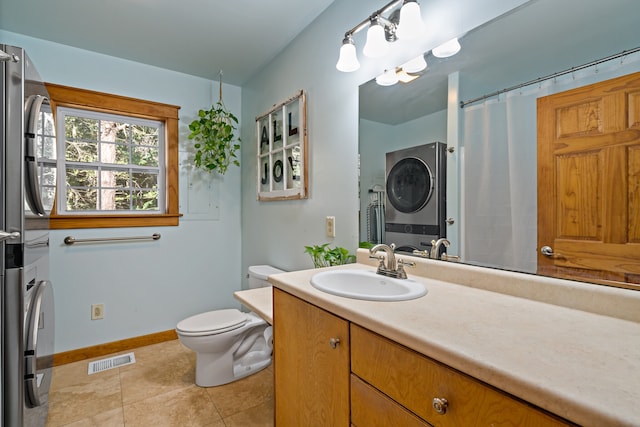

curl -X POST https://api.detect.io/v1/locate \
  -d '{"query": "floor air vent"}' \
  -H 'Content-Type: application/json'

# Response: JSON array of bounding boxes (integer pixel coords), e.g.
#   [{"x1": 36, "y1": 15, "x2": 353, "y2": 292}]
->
[{"x1": 88, "y1": 352, "x2": 136, "y2": 375}]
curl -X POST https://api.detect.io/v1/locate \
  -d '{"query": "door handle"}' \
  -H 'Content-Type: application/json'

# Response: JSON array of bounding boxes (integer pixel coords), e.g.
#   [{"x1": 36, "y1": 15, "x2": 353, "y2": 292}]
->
[
  {"x1": 0, "y1": 231, "x2": 20, "y2": 242},
  {"x1": 540, "y1": 245, "x2": 561, "y2": 258}
]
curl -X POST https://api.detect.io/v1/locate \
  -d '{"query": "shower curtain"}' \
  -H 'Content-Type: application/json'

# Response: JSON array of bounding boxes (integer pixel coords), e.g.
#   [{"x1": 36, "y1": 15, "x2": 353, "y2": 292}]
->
[{"x1": 462, "y1": 51, "x2": 640, "y2": 273}]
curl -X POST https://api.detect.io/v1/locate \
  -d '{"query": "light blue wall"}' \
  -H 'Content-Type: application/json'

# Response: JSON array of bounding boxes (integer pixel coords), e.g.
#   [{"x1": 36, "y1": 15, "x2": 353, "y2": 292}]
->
[
  {"x1": 1, "y1": 31, "x2": 244, "y2": 353},
  {"x1": 240, "y1": 0, "x2": 528, "y2": 277}
]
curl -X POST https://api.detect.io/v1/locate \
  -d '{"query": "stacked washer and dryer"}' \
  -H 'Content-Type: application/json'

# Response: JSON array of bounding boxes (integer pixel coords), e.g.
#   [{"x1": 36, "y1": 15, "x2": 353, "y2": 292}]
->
[
  {"x1": 1, "y1": 45, "x2": 56, "y2": 426},
  {"x1": 384, "y1": 141, "x2": 447, "y2": 255}
]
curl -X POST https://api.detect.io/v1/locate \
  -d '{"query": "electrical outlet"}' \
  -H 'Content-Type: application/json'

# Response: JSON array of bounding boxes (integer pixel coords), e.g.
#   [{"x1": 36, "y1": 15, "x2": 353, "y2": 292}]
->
[
  {"x1": 91, "y1": 304, "x2": 104, "y2": 320},
  {"x1": 326, "y1": 216, "x2": 336, "y2": 238}
]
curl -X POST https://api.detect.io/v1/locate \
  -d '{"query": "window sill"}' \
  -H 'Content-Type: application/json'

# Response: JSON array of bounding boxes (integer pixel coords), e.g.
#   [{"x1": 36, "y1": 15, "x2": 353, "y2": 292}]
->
[{"x1": 50, "y1": 213, "x2": 182, "y2": 229}]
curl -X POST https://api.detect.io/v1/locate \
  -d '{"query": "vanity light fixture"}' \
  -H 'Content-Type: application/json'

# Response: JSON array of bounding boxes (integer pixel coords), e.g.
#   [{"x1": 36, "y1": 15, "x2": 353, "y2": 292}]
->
[
  {"x1": 336, "y1": 35, "x2": 360, "y2": 72},
  {"x1": 335, "y1": 0, "x2": 425, "y2": 72},
  {"x1": 432, "y1": 38, "x2": 461, "y2": 58},
  {"x1": 375, "y1": 69, "x2": 400, "y2": 86},
  {"x1": 363, "y1": 17, "x2": 391, "y2": 58},
  {"x1": 375, "y1": 64, "x2": 422, "y2": 86},
  {"x1": 374, "y1": 53, "x2": 426, "y2": 86},
  {"x1": 401, "y1": 54, "x2": 427, "y2": 73},
  {"x1": 396, "y1": 0, "x2": 426, "y2": 40},
  {"x1": 396, "y1": 69, "x2": 420, "y2": 84}
]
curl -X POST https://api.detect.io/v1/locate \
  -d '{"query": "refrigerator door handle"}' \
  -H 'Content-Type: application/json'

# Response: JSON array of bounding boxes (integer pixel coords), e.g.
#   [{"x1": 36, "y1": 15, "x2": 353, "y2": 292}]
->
[{"x1": 0, "y1": 230, "x2": 21, "y2": 241}]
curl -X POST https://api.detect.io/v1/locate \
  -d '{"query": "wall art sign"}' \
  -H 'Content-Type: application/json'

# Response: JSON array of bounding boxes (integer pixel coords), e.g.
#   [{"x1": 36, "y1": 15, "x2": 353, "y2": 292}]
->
[{"x1": 256, "y1": 90, "x2": 308, "y2": 201}]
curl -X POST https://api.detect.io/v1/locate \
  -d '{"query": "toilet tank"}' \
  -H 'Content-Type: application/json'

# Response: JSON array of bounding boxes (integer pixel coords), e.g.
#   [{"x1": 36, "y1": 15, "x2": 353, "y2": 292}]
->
[{"x1": 248, "y1": 265, "x2": 284, "y2": 289}]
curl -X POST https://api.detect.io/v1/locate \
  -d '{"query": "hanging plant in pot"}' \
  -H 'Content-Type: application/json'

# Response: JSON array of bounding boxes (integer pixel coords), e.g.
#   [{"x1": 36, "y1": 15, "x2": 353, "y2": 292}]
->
[{"x1": 188, "y1": 71, "x2": 240, "y2": 174}]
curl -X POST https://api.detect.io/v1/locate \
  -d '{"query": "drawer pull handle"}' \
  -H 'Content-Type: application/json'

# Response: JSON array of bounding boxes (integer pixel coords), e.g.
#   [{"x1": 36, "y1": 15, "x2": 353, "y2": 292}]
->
[
  {"x1": 432, "y1": 397, "x2": 448, "y2": 415},
  {"x1": 329, "y1": 338, "x2": 340, "y2": 349}
]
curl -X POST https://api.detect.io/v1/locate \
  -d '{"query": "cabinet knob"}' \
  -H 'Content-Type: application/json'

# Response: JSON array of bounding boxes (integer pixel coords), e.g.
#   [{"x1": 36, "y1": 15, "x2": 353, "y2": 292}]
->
[
  {"x1": 432, "y1": 397, "x2": 448, "y2": 415},
  {"x1": 329, "y1": 338, "x2": 340, "y2": 349}
]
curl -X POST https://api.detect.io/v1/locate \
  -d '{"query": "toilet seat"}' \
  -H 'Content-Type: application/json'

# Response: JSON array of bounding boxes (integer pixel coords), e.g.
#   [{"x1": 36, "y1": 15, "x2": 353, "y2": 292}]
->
[{"x1": 176, "y1": 309, "x2": 248, "y2": 337}]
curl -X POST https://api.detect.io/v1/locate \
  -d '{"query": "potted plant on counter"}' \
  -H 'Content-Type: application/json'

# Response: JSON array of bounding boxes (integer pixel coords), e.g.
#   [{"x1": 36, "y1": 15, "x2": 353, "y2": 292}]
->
[{"x1": 304, "y1": 244, "x2": 356, "y2": 268}]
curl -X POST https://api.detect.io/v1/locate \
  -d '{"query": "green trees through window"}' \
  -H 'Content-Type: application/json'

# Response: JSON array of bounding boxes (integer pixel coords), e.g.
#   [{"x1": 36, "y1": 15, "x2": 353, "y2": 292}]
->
[{"x1": 59, "y1": 109, "x2": 163, "y2": 213}]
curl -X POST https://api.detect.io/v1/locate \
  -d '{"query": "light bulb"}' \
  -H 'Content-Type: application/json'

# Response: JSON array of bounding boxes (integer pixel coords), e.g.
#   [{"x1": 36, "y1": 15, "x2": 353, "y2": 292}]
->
[
  {"x1": 396, "y1": 1, "x2": 425, "y2": 40},
  {"x1": 396, "y1": 69, "x2": 420, "y2": 83},
  {"x1": 432, "y1": 38, "x2": 461, "y2": 58},
  {"x1": 363, "y1": 22, "x2": 390, "y2": 58},
  {"x1": 336, "y1": 38, "x2": 360, "y2": 72},
  {"x1": 375, "y1": 69, "x2": 399, "y2": 86},
  {"x1": 401, "y1": 54, "x2": 427, "y2": 73}
]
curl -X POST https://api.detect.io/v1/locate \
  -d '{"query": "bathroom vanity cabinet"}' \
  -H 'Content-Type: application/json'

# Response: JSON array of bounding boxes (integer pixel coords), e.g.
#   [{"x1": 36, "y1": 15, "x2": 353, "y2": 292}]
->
[
  {"x1": 273, "y1": 288, "x2": 571, "y2": 426},
  {"x1": 257, "y1": 253, "x2": 640, "y2": 426}
]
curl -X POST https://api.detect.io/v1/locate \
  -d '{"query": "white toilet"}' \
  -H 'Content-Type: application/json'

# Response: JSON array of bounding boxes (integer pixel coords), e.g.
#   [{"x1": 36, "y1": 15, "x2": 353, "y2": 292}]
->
[{"x1": 176, "y1": 265, "x2": 283, "y2": 387}]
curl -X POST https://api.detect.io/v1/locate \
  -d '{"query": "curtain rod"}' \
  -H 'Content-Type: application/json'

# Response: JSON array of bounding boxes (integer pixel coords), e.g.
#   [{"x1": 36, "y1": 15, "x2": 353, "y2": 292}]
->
[{"x1": 460, "y1": 46, "x2": 640, "y2": 108}]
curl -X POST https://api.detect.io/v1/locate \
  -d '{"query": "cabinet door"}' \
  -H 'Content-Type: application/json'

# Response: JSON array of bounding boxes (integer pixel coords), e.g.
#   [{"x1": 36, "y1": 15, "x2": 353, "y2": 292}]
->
[{"x1": 273, "y1": 289, "x2": 350, "y2": 426}]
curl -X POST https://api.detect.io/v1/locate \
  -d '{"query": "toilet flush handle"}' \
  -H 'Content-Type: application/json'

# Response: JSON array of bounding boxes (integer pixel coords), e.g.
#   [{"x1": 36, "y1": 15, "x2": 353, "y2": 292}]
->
[{"x1": 329, "y1": 338, "x2": 341, "y2": 349}]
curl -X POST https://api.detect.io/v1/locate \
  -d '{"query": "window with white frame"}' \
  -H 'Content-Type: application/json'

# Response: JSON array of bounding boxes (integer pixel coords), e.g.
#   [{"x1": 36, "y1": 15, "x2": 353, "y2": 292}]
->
[{"x1": 56, "y1": 107, "x2": 165, "y2": 214}]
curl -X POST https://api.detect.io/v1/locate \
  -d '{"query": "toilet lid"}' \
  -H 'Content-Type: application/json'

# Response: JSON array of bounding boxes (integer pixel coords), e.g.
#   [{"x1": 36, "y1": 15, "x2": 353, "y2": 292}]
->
[
  {"x1": 176, "y1": 309, "x2": 247, "y2": 335},
  {"x1": 249, "y1": 265, "x2": 284, "y2": 280}
]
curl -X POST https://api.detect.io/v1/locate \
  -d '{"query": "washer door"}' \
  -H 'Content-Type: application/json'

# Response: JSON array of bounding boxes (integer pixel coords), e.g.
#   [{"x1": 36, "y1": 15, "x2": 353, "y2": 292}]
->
[
  {"x1": 386, "y1": 157, "x2": 434, "y2": 213},
  {"x1": 25, "y1": 280, "x2": 55, "y2": 407},
  {"x1": 24, "y1": 94, "x2": 56, "y2": 217}
]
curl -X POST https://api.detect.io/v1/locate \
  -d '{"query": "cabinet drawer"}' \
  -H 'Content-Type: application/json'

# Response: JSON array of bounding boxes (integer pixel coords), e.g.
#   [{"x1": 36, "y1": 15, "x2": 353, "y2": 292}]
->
[
  {"x1": 351, "y1": 325, "x2": 571, "y2": 427},
  {"x1": 351, "y1": 374, "x2": 430, "y2": 427}
]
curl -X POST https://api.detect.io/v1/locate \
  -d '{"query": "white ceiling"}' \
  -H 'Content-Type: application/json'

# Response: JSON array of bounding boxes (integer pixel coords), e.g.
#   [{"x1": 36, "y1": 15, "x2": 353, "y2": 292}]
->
[
  {"x1": 0, "y1": 0, "x2": 336, "y2": 85},
  {"x1": 4, "y1": 0, "x2": 639, "y2": 123}
]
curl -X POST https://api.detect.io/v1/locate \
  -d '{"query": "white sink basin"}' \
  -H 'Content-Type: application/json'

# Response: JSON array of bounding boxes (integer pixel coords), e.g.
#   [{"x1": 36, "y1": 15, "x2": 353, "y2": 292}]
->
[{"x1": 310, "y1": 269, "x2": 427, "y2": 301}]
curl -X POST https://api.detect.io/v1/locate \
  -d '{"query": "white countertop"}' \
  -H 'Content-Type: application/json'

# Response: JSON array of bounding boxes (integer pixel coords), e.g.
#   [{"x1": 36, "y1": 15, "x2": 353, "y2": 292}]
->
[
  {"x1": 234, "y1": 287, "x2": 273, "y2": 324},
  {"x1": 262, "y1": 254, "x2": 640, "y2": 427}
]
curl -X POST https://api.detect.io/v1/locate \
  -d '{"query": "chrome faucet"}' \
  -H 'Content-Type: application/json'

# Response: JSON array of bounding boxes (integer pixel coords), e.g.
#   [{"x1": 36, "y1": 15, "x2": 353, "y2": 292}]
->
[
  {"x1": 430, "y1": 238, "x2": 461, "y2": 262},
  {"x1": 369, "y1": 243, "x2": 414, "y2": 279},
  {"x1": 370, "y1": 243, "x2": 397, "y2": 271},
  {"x1": 430, "y1": 238, "x2": 450, "y2": 259}
]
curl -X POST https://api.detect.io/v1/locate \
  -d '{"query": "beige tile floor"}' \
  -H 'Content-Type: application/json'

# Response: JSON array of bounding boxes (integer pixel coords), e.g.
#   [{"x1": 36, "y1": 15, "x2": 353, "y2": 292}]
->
[{"x1": 46, "y1": 339, "x2": 274, "y2": 427}]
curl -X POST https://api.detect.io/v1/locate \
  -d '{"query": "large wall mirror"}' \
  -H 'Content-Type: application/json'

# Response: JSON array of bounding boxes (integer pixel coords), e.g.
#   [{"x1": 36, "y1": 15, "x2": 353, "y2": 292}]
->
[{"x1": 359, "y1": 0, "x2": 640, "y2": 290}]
